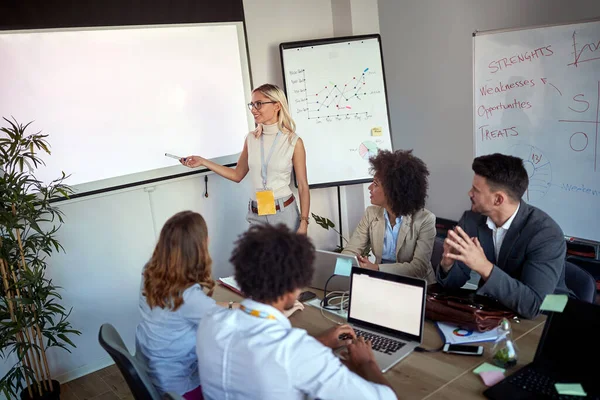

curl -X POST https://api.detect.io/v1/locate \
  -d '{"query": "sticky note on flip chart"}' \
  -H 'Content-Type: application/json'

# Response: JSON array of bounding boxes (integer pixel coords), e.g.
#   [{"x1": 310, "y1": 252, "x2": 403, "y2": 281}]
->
[
  {"x1": 540, "y1": 294, "x2": 568, "y2": 312},
  {"x1": 334, "y1": 257, "x2": 352, "y2": 277},
  {"x1": 555, "y1": 383, "x2": 587, "y2": 396},
  {"x1": 371, "y1": 127, "x2": 382, "y2": 136}
]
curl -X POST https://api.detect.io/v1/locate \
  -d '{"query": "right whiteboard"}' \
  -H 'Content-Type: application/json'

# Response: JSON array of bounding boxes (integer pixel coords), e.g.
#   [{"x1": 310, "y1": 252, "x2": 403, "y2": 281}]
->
[{"x1": 474, "y1": 19, "x2": 600, "y2": 243}]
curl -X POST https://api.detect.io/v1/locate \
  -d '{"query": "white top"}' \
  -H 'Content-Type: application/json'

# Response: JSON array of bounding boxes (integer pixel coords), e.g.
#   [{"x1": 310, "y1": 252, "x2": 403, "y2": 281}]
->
[
  {"x1": 196, "y1": 298, "x2": 397, "y2": 400},
  {"x1": 246, "y1": 122, "x2": 298, "y2": 200},
  {"x1": 135, "y1": 280, "x2": 218, "y2": 395},
  {"x1": 486, "y1": 204, "x2": 520, "y2": 262}
]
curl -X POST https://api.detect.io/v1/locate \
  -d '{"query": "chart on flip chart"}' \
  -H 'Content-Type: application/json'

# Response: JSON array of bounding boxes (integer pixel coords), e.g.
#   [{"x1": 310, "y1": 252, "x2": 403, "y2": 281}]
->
[
  {"x1": 474, "y1": 19, "x2": 600, "y2": 242},
  {"x1": 281, "y1": 35, "x2": 393, "y2": 188}
]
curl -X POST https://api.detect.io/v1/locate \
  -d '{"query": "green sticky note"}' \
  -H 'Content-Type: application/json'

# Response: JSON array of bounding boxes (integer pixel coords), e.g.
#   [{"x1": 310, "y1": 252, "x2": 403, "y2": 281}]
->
[
  {"x1": 540, "y1": 294, "x2": 568, "y2": 312},
  {"x1": 334, "y1": 257, "x2": 352, "y2": 277},
  {"x1": 555, "y1": 383, "x2": 587, "y2": 396},
  {"x1": 473, "y1": 362, "x2": 505, "y2": 375}
]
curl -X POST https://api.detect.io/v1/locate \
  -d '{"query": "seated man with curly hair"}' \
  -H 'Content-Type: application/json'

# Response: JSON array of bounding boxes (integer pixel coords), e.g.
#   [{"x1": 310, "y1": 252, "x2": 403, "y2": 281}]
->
[
  {"x1": 196, "y1": 224, "x2": 397, "y2": 400},
  {"x1": 342, "y1": 149, "x2": 436, "y2": 283}
]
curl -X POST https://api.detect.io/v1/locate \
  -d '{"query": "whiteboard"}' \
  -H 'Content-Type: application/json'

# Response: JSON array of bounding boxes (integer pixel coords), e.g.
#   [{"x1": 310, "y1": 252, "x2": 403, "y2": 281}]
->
[
  {"x1": 474, "y1": 19, "x2": 600, "y2": 243},
  {"x1": 0, "y1": 23, "x2": 253, "y2": 197},
  {"x1": 280, "y1": 35, "x2": 393, "y2": 188}
]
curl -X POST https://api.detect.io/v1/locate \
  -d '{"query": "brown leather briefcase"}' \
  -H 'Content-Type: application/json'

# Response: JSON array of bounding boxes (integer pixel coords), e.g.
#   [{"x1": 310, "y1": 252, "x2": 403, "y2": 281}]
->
[{"x1": 425, "y1": 284, "x2": 516, "y2": 332}]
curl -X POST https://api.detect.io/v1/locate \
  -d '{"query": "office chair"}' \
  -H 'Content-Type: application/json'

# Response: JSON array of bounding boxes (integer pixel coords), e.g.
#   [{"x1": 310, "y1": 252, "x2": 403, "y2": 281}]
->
[
  {"x1": 564, "y1": 261, "x2": 596, "y2": 304},
  {"x1": 98, "y1": 323, "x2": 162, "y2": 400},
  {"x1": 430, "y1": 237, "x2": 444, "y2": 271}
]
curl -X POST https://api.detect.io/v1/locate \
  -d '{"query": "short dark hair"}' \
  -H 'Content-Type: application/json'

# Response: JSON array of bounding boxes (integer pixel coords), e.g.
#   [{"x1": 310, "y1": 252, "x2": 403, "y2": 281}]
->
[
  {"x1": 369, "y1": 149, "x2": 429, "y2": 216},
  {"x1": 472, "y1": 153, "x2": 528, "y2": 201},
  {"x1": 230, "y1": 224, "x2": 315, "y2": 303}
]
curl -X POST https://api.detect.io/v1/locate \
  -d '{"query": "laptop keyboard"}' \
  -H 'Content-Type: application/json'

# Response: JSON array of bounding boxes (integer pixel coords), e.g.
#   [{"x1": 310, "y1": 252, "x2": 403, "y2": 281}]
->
[
  {"x1": 354, "y1": 329, "x2": 405, "y2": 355},
  {"x1": 507, "y1": 368, "x2": 560, "y2": 398},
  {"x1": 507, "y1": 368, "x2": 598, "y2": 399}
]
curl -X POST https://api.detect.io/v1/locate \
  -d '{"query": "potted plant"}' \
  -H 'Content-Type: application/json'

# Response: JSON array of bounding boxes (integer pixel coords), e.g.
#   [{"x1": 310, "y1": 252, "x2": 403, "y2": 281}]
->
[
  {"x1": 311, "y1": 213, "x2": 370, "y2": 256},
  {"x1": 0, "y1": 118, "x2": 80, "y2": 399}
]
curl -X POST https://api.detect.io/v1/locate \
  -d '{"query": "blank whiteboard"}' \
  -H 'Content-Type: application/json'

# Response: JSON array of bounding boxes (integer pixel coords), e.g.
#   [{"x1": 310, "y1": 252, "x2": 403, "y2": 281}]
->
[
  {"x1": 280, "y1": 34, "x2": 393, "y2": 188},
  {"x1": 0, "y1": 23, "x2": 253, "y2": 196},
  {"x1": 474, "y1": 19, "x2": 600, "y2": 242}
]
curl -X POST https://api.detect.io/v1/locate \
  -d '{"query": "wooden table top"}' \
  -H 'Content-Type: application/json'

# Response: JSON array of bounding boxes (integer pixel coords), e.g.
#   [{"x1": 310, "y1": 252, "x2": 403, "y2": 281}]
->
[{"x1": 212, "y1": 285, "x2": 545, "y2": 399}]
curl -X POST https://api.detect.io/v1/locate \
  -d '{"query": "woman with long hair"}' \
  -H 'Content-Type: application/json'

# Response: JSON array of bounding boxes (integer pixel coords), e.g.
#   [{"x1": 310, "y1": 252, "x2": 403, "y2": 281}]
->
[
  {"x1": 181, "y1": 84, "x2": 310, "y2": 234},
  {"x1": 135, "y1": 211, "x2": 232, "y2": 399}
]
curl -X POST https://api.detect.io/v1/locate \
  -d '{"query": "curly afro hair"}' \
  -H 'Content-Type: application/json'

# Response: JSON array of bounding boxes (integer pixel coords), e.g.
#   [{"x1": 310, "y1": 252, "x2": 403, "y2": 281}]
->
[
  {"x1": 230, "y1": 224, "x2": 315, "y2": 303},
  {"x1": 369, "y1": 149, "x2": 429, "y2": 216}
]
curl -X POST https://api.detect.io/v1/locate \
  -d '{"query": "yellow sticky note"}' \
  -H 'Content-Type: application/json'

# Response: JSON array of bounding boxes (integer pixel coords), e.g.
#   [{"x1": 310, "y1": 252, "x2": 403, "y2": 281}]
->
[
  {"x1": 473, "y1": 362, "x2": 505, "y2": 375},
  {"x1": 555, "y1": 383, "x2": 587, "y2": 396},
  {"x1": 256, "y1": 190, "x2": 276, "y2": 216},
  {"x1": 540, "y1": 294, "x2": 568, "y2": 313},
  {"x1": 371, "y1": 127, "x2": 382, "y2": 136}
]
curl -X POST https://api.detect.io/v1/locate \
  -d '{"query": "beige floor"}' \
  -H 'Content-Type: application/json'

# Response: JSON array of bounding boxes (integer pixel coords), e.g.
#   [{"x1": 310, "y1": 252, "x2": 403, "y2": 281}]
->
[{"x1": 60, "y1": 365, "x2": 132, "y2": 400}]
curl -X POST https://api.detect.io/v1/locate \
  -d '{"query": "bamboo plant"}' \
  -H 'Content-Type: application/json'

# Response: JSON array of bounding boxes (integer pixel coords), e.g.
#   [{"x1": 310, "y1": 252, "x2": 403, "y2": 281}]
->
[{"x1": 0, "y1": 117, "x2": 80, "y2": 399}]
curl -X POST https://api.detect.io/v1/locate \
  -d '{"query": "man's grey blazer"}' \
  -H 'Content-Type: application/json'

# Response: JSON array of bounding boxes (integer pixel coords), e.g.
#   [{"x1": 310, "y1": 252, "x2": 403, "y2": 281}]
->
[{"x1": 437, "y1": 200, "x2": 572, "y2": 319}]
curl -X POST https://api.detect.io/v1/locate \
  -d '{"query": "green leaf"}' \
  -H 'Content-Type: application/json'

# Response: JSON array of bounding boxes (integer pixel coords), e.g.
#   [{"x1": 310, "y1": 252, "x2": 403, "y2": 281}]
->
[
  {"x1": 57, "y1": 333, "x2": 76, "y2": 348},
  {"x1": 0, "y1": 117, "x2": 77, "y2": 395}
]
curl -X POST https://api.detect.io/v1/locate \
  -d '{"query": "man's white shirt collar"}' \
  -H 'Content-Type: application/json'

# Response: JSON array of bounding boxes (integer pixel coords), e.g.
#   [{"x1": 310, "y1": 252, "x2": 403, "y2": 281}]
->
[{"x1": 486, "y1": 203, "x2": 520, "y2": 231}]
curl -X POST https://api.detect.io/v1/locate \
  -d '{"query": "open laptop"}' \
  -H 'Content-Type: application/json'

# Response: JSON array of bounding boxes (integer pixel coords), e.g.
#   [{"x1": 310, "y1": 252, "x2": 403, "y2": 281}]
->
[
  {"x1": 344, "y1": 267, "x2": 427, "y2": 373},
  {"x1": 310, "y1": 250, "x2": 359, "y2": 292},
  {"x1": 484, "y1": 297, "x2": 600, "y2": 399}
]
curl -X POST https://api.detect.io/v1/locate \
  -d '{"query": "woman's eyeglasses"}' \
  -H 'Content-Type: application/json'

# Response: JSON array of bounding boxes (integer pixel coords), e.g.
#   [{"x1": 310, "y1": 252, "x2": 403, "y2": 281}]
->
[{"x1": 247, "y1": 101, "x2": 276, "y2": 111}]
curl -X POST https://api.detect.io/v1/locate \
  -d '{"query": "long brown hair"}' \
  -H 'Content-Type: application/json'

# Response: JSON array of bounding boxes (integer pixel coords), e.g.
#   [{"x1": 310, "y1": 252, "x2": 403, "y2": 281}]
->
[{"x1": 143, "y1": 211, "x2": 215, "y2": 311}]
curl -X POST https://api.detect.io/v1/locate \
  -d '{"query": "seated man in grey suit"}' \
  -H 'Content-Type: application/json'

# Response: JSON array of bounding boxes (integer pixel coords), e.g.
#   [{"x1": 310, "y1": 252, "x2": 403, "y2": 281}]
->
[{"x1": 438, "y1": 153, "x2": 572, "y2": 319}]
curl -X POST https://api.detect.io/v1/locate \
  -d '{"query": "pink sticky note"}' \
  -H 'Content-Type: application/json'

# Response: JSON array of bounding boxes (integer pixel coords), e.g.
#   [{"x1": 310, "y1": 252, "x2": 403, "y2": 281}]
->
[{"x1": 479, "y1": 370, "x2": 505, "y2": 387}]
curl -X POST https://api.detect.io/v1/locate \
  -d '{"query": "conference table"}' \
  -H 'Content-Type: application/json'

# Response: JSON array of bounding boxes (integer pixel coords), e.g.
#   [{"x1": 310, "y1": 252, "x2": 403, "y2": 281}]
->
[{"x1": 212, "y1": 285, "x2": 546, "y2": 399}]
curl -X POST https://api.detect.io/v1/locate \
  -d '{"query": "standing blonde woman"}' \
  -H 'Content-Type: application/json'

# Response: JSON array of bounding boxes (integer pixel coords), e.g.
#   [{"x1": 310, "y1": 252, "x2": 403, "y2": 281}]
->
[{"x1": 182, "y1": 84, "x2": 310, "y2": 234}]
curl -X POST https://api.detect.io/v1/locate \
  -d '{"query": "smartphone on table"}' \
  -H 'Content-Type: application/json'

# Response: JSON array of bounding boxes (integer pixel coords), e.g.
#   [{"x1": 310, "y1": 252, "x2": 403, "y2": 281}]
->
[{"x1": 442, "y1": 344, "x2": 484, "y2": 356}]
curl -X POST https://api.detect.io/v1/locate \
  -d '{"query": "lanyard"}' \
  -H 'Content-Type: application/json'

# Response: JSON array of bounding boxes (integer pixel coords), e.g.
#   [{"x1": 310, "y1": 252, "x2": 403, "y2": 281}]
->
[
  {"x1": 260, "y1": 131, "x2": 281, "y2": 190},
  {"x1": 240, "y1": 304, "x2": 277, "y2": 320}
]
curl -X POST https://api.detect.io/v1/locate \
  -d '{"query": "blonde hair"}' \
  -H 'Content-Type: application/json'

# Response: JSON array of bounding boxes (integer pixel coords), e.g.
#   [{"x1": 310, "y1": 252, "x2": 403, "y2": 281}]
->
[{"x1": 253, "y1": 84, "x2": 296, "y2": 135}]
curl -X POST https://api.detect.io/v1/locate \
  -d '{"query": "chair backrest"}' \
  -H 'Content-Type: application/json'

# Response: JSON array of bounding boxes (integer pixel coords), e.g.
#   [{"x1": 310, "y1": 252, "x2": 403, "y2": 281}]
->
[
  {"x1": 98, "y1": 323, "x2": 161, "y2": 400},
  {"x1": 430, "y1": 237, "x2": 444, "y2": 270},
  {"x1": 564, "y1": 261, "x2": 596, "y2": 304}
]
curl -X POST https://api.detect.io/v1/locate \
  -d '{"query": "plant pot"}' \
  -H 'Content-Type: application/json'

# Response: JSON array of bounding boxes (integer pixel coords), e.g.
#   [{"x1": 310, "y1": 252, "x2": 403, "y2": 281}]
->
[{"x1": 20, "y1": 380, "x2": 61, "y2": 400}]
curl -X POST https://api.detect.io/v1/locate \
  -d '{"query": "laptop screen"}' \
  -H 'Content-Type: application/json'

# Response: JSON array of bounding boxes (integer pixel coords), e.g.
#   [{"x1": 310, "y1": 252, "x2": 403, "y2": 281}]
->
[
  {"x1": 348, "y1": 271, "x2": 425, "y2": 339},
  {"x1": 535, "y1": 298, "x2": 600, "y2": 379}
]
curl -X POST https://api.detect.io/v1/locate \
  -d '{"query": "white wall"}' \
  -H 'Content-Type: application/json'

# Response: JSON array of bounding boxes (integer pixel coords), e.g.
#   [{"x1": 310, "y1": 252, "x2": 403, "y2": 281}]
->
[
  {"x1": 0, "y1": 0, "x2": 380, "y2": 389},
  {"x1": 378, "y1": 0, "x2": 600, "y2": 221}
]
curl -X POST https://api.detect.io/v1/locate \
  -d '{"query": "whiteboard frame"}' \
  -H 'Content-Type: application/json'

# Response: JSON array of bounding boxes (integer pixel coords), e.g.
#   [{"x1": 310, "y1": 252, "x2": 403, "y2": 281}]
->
[
  {"x1": 471, "y1": 17, "x2": 600, "y2": 247},
  {"x1": 473, "y1": 16, "x2": 600, "y2": 37},
  {"x1": 2, "y1": 21, "x2": 253, "y2": 202},
  {"x1": 279, "y1": 34, "x2": 394, "y2": 189}
]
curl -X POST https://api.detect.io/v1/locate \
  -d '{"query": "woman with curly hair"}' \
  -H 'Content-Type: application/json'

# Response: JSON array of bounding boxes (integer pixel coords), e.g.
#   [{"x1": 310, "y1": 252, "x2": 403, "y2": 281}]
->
[
  {"x1": 342, "y1": 150, "x2": 436, "y2": 283},
  {"x1": 135, "y1": 211, "x2": 236, "y2": 399}
]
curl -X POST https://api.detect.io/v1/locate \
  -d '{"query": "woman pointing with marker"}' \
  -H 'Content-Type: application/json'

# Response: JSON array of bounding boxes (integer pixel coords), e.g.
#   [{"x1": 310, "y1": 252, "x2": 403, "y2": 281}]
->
[{"x1": 182, "y1": 84, "x2": 310, "y2": 234}]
